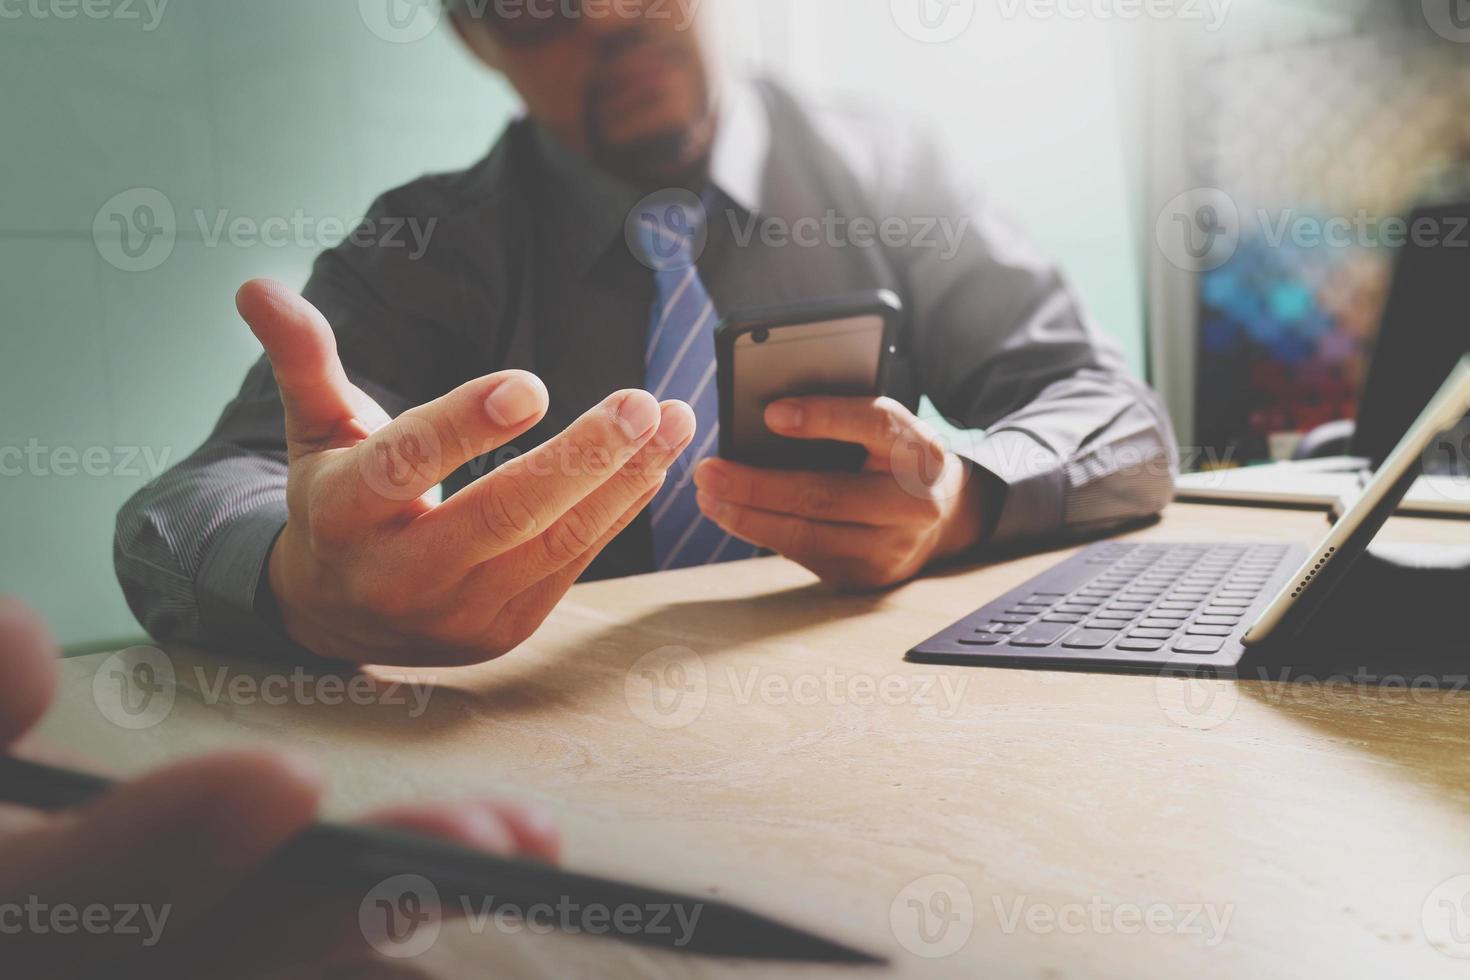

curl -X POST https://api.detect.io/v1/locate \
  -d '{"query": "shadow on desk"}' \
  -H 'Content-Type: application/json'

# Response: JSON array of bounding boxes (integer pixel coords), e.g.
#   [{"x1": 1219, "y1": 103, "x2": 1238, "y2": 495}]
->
[
  {"x1": 456, "y1": 582, "x2": 894, "y2": 723},
  {"x1": 1237, "y1": 675, "x2": 1470, "y2": 807},
  {"x1": 171, "y1": 516, "x2": 1158, "y2": 745}
]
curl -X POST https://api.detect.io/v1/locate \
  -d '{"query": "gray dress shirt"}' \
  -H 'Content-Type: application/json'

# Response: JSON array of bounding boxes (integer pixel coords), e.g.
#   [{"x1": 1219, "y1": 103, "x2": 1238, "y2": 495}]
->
[{"x1": 115, "y1": 78, "x2": 1178, "y2": 658}]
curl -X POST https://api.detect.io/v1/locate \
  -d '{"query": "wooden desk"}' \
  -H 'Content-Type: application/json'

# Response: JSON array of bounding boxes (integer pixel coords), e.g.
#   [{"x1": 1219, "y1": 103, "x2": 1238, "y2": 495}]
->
[{"x1": 38, "y1": 504, "x2": 1470, "y2": 978}]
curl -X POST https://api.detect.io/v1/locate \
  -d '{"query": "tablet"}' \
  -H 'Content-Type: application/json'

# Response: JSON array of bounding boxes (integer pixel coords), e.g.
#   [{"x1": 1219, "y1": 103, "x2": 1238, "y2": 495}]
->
[{"x1": 1244, "y1": 353, "x2": 1470, "y2": 646}]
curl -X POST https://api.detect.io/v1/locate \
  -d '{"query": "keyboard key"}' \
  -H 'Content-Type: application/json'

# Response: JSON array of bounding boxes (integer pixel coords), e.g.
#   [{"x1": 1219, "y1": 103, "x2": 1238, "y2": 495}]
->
[
  {"x1": 1043, "y1": 613, "x2": 1084, "y2": 624},
  {"x1": 1195, "y1": 616, "x2": 1239, "y2": 626},
  {"x1": 1202, "y1": 607, "x2": 1244, "y2": 618},
  {"x1": 1009, "y1": 623, "x2": 1074, "y2": 647},
  {"x1": 1173, "y1": 636, "x2": 1225, "y2": 655},
  {"x1": 1054, "y1": 604, "x2": 1095, "y2": 615},
  {"x1": 1062, "y1": 629, "x2": 1118, "y2": 649},
  {"x1": 1108, "y1": 601, "x2": 1149, "y2": 612},
  {"x1": 1139, "y1": 618, "x2": 1184, "y2": 630},
  {"x1": 1026, "y1": 593, "x2": 1065, "y2": 604},
  {"x1": 1216, "y1": 591, "x2": 1257, "y2": 600},
  {"x1": 1084, "y1": 619, "x2": 1128, "y2": 631},
  {"x1": 982, "y1": 623, "x2": 1022, "y2": 634},
  {"x1": 1186, "y1": 625, "x2": 1232, "y2": 637},
  {"x1": 1117, "y1": 638, "x2": 1165, "y2": 652},
  {"x1": 989, "y1": 614, "x2": 1034, "y2": 625},
  {"x1": 1128, "y1": 628, "x2": 1175, "y2": 639},
  {"x1": 1209, "y1": 598, "x2": 1252, "y2": 608},
  {"x1": 1156, "y1": 601, "x2": 1199, "y2": 611},
  {"x1": 959, "y1": 633, "x2": 1005, "y2": 646},
  {"x1": 1008, "y1": 605, "x2": 1051, "y2": 615}
]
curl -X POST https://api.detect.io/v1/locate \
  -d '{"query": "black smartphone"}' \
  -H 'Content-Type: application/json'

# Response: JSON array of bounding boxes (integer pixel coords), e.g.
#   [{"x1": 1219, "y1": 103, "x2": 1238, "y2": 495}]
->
[{"x1": 715, "y1": 290, "x2": 902, "y2": 471}]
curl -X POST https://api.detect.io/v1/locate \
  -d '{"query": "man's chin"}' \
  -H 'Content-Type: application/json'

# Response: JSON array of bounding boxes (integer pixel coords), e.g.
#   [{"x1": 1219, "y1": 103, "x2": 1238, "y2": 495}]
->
[{"x1": 592, "y1": 126, "x2": 712, "y2": 187}]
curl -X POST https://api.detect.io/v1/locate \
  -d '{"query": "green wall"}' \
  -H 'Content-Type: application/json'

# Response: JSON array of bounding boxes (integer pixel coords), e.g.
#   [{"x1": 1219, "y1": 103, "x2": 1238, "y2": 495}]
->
[
  {"x1": 0, "y1": 0, "x2": 1148, "y2": 650},
  {"x1": 0, "y1": 1, "x2": 519, "y2": 650}
]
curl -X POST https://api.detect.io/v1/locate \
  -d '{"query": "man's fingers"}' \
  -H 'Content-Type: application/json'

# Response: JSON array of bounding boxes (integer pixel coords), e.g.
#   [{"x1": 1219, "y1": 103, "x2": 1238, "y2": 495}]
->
[
  {"x1": 764, "y1": 395, "x2": 924, "y2": 459},
  {"x1": 0, "y1": 750, "x2": 321, "y2": 971},
  {"x1": 693, "y1": 458, "x2": 916, "y2": 526},
  {"x1": 413, "y1": 389, "x2": 664, "y2": 566},
  {"x1": 342, "y1": 371, "x2": 550, "y2": 518},
  {"x1": 696, "y1": 493, "x2": 886, "y2": 566},
  {"x1": 496, "y1": 401, "x2": 694, "y2": 580},
  {"x1": 364, "y1": 801, "x2": 560, "y2": 864},
  {"x1": 236, "y1": 279, "x2": 362, "y2": 454},
  {"x1": 499, "y1": 482, "x2": 663, "y2": 637},
  {"x1": 0, "y1": 598, "x2": 57, "y2": 748}
]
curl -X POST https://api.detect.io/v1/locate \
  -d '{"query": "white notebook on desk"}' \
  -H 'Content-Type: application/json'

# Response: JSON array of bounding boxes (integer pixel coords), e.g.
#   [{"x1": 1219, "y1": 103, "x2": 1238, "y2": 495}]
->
[{"x1": 1176, "y1": 457, "x2": 1470, "y2": 518}]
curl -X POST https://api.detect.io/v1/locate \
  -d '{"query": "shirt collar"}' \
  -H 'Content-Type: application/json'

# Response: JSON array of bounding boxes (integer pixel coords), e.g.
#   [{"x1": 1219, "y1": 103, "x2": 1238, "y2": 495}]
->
[
  {"x1": 533, "y1": 77, "x2": 773, "y2": 278},
  {"x1": 707, "y1": 77, "x2": 770, "y2": 217}
]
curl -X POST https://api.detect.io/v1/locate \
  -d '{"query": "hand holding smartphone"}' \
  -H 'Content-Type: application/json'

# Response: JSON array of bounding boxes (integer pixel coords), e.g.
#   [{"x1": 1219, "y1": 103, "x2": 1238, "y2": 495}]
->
[{"x1": 715, "y1": 290, "x2": 901, "y2": 471}]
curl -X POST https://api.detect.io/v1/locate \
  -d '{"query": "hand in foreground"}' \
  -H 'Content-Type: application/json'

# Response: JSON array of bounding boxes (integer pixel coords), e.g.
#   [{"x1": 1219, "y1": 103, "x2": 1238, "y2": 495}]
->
[
  {"x1": 693, "y1": 396, "x2": 990, "y2": 590},
  {"x1": 0, "y1": 597, "x2": 560, "y2": 978},
  {"x1": 238, "y1": 279, "x2": 695, "y2": 666}
]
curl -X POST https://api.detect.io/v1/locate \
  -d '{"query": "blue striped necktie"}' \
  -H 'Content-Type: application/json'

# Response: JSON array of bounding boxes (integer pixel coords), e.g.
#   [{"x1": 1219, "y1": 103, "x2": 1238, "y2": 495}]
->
[{"x1": 633, "y1": 197, "x2": 759, "y2": 571}]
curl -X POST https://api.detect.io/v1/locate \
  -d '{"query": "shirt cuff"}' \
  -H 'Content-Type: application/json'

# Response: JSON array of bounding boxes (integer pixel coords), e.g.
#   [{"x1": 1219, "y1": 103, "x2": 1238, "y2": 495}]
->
[
  {"x1": 194, "y1": 501, "x2": 312, "y2": 661},
  {"x1": 958, "y1": 428, "x2": 1067, "y2": 545}
]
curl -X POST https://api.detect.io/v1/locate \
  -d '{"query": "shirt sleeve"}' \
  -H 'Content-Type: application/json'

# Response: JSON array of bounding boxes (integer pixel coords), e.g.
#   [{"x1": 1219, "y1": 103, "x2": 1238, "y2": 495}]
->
[
  {"x1": 877, "y1": 126, "x2": 1178, "y2": 547},
  {"x1": 113, "y1": 190, "x2": 465, "y2": 658},
  {"x1": 113, "y1": 356, "x2": 303, "y2": 658}
]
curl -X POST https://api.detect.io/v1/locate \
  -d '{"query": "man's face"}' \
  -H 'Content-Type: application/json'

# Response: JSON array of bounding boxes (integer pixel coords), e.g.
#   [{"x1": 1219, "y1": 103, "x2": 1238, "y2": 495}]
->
[{"x1": 453, "y1": 0, "x2": 716, "y2": 184}]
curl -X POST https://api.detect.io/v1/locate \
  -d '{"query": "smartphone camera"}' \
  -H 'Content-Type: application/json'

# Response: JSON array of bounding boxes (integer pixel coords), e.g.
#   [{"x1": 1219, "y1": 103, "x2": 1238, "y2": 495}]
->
[{"x1": 751, "y1": 328, "x2": 770, "y2": 345}]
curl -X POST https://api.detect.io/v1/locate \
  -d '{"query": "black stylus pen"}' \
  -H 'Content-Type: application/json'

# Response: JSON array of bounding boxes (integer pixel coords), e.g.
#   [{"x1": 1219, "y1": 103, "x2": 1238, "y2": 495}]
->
[{"x1": 0, "y1": 756, "x2": 882, "y2": 965}]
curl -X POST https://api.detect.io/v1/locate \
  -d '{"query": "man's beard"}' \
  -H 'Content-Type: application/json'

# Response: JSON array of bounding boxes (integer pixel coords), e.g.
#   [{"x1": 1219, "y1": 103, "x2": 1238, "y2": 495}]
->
[{"x1": 583, "y1": 68, "x2": 714, "y2": 187}]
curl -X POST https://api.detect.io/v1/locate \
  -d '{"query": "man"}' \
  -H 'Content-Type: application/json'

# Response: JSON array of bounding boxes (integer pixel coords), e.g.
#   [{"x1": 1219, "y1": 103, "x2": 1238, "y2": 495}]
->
[
  {"x1": 116, "y1": 0, "x2": 1176, "y2": 666},
  {"x1": 0, "y1": 596, "x2": 559, "y2": 975}
]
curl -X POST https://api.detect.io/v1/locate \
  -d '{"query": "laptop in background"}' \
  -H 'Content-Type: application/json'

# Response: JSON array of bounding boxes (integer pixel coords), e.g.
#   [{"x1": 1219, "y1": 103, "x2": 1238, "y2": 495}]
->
[
  {"x1": 1177, "y1": 201, "x2": 1470, "y2": 515},
  {"x1": 1352, "y1": 201, "x2": 1470, "y2": 471}
]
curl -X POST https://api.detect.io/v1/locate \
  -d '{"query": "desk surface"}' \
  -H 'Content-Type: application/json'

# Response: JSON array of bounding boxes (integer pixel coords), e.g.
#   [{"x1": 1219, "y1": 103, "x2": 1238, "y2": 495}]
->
[{"x1": 39, "y1": 504, "x2": 1470, "y2": 978}]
